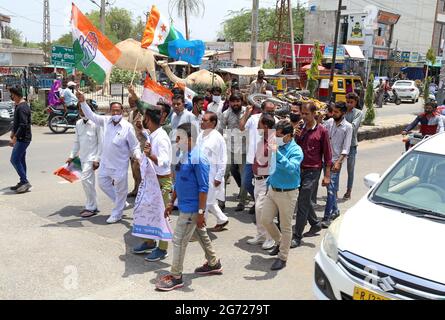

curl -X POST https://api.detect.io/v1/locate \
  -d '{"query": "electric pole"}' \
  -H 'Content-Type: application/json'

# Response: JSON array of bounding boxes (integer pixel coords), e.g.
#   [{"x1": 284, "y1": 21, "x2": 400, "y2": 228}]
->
[
  {"x1": 328, "y1": 0, "x2": 343, "y2": 101},
  {"x1": 43, "y1": 0, "x2": 51, "y2": 63},
  {"x1": 100, "y1": 0, "x2": 106, "y2": 33},
  {"x1": 250, "y1": 0, "x2": 259, "y2": 67},
  {"x1": 288, "y1": 0, "x2": 297, "y2": 75}
]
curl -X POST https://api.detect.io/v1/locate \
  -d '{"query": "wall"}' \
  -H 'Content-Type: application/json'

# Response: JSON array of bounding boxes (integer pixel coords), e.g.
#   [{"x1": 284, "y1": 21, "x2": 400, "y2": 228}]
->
[
  {"x1": 232, "y1": 42, "x2": 269, "y2": 67},
  {"x1": 309, "y1": 0, "x2": 437, "y2": 55},
  {"x1": 304, "y1": 10, "x2": 337, "y2": 44},
  {"x1": 0, "y1": 47, "x2": 44, "y2": 66}
]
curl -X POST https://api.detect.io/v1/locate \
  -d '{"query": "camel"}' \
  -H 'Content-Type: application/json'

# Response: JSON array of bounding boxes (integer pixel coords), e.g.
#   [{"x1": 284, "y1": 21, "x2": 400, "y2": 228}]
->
[
  {"x1": 157, "y1": 60, "x2": 225, "y2": 89},
  {"x1": 103, "y1": 38, "x2": 157, "y2": 95}
]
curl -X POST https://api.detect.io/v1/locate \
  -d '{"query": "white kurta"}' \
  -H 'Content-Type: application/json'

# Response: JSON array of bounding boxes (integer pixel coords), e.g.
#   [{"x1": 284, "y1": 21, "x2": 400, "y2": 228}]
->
[{"x1": 197, "y1": 129, "x2": 227, "y2": 204}]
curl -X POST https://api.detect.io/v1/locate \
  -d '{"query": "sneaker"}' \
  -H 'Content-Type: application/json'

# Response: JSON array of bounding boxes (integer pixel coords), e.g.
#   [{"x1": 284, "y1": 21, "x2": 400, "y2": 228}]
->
[
  {"x1": 247, "y1": 235, "x2": 265, "y2": 245},
  {"x1": 303, "y1": 224, "x2": 322, "y2": 237},
  {"x1": 16, "y1": 183, "x2": 31, "y2": 194},
  {"x1": 290, "y1": 238, "x2": 301, "y2": 248},
  {"x1": 10, "y1": 182, "x2": 23, "y2": 191},
  {"x1": 195, "y1": 260, "x2": 223, "y2": 275},
  {"x1": 133, "y1": 241, "x2": 156, "y2": 254},
  {"x1": 321, "y1": 217, "x2": 332, "y2": 229},
  {"x1": 262, "y1": 239, "x2": 276, "y2": 250},
  {"x1": 269, "y1": 245, "x2": 280, "y2": 256},
  {"x1": 145, "y1": 248, "x2": 168, "y2": 262},
  {"x1": 155, "y1": 274, "x2": 184, "y2": 291},
  {"x1": 106, "y1": 215, "x2": 122, "y2": 224},
  {"x1": 331, "y1": 211, "x2": 341, "y2": 221},
  {"x1": 248, "y1": 206, "x2": 255, "y2": 215}
]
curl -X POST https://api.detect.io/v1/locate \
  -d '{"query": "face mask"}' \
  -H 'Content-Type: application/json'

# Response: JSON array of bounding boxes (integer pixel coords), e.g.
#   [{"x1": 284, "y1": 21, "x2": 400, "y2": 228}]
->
[
  {"x1": 276, "y1": 137, "x2": 286, "y2": 147},
  {"x1": 112, "y1": 114, "x2": 122, "y2": 123},
  {"x1": 289, "y1": 113, "x2": 301, "y2": 123},
  {"x1": 213, "y1": 96, "x2": 221, "y2": 104}
]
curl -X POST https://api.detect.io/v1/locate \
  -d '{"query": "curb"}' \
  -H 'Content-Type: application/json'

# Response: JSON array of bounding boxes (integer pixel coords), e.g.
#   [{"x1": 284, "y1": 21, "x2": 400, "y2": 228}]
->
[{"x1": 358, "y1": 123, "x2": 410, "y2": 142}]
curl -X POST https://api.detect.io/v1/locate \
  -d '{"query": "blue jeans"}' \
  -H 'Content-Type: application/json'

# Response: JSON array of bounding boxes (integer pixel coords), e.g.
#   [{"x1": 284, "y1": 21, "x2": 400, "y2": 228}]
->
[
  {"x1": 242, "y1": 164, "x2": 255, "y2": 200},
  {"x1": 324, "y1": 170, "x2": 340, "y2": 219},
  {"x1": 10, "y1": 141, "x2": 30, "y2": 184},
  {"x1": 346, "y1": 146, "x2": 357, "y2": 190}
]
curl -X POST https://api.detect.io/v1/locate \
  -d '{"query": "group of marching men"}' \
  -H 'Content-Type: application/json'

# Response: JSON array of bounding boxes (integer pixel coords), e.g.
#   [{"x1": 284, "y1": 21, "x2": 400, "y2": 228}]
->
[{"x1": 68, "y1": 81, "x2": 363, "y2": 291}]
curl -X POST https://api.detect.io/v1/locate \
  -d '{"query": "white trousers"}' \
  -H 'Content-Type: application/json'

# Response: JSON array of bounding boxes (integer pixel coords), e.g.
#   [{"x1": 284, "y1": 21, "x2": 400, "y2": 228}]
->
[
  {"x1": 254, "y1": 178, "x2": 272, "y2": 240},
  {"x1": 98, "y1": 166, "x2": 128, "y2": 219},
  {"x1": 206, "y1": 203, "x2": 228, "y2": 225},
  {"x1": 81, "y1": 161, "x2": 98, "y2": 211}
]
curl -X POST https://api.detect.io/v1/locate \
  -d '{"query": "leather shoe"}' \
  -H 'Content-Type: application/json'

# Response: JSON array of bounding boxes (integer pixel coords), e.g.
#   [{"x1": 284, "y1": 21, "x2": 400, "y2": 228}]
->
[
  {"x1": 248, "y1": 206, "x2": 255, "y2": 215},
  {"x1": 269, "y1": 245, "x2": 280, "y2": 256},
  {"x1": 209, "y1": 220, "x2": 229, "y2": 232},
  {"x1": 290, "y1": 238, "x2": 301, "y2": 248},
  {"x1": 271, "y1": 258, "x2": 286, "y2": 271},
  {"x1": 303, "y1": 224, "x2": 322, "y2": 237}
]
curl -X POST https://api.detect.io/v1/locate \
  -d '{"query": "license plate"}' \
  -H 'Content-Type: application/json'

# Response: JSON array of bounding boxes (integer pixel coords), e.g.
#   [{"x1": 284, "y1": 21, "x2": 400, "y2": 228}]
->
[{"x1": 353, "y1": 286, "x2": 391, "y2": 300}]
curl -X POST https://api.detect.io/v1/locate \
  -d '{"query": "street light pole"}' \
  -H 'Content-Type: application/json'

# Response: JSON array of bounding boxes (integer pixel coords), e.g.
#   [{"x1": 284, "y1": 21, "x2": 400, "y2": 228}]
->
[
  {"x1": 100, "y1": 0, "x2": 106, "y2": 33},
  {"x1": 250, "y1": 0, "x2": 259, "y2": 67},
  {"x1": 328, "y1": 0, "x2": 343, "y2": 101},
  {"x1": 288, "y1": 0, "x2": 297, "y2": 75}
]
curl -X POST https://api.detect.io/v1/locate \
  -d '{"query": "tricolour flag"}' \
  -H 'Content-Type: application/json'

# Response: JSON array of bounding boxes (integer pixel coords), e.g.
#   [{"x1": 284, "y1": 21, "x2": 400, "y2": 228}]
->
[
  {"x1": 175, "y1": 82, "x2": 196, "y2": 104},
  {"x1": 141, "y1": 75, "x2": 173, "y2": 105},
  {"x1": 71, "y1": 3, "x2": 121, "y2": 84},
  {"x1": 141, "y1": 5, "x2": 179, "y2": 55}
]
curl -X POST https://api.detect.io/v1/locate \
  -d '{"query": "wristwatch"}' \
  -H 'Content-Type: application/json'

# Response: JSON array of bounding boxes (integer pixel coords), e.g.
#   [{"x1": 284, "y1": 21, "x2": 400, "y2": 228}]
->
[{"x1": 198, "y1": 209, "x2": 205, "y2": 215}]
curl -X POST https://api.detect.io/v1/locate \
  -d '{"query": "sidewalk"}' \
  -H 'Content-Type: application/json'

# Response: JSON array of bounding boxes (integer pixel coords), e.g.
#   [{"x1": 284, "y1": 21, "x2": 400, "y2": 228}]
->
[{"x1": 358, "y1": 114, "x2": 413, "y2": 142}]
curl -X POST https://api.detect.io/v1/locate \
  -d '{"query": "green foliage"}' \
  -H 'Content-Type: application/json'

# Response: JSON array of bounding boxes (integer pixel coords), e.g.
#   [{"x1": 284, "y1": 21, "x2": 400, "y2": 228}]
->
[
  {"x1": 110, "y1": 67, "x2": 141, "y2": 86},
  {"x1": 363, "y1": 74, "x2": 376, "y2": 126},
  {"x1": 31, "y1": 100, "x2": 47, "y2": 126},
  {"x1": 5, "y1": 26, "x2": 23, "y2": 46},
  {"x1": 169, "y1": 0, "x2": 205, "y2": 19},
  {"x1": 262, "y1": 60, "x2": 276, "y2": 69},
  {"x1": 220, "y1": 6, "x2": 305, "y2": 42},
  {"x1": 131, "y1": 16, "x2": 146, "y2": 42},
  {"x1": 306, "y1": 42, "x2": 322, "y2": 98},
  {"x1": 53, "y1": 33, "x2": 73, "y2": 47},
  {"x1": 85, "y1": 8, "x2": 135, "y2": 44},
  {"x1": 426, "y1": 47, "x2": 436, "y2": 66}
]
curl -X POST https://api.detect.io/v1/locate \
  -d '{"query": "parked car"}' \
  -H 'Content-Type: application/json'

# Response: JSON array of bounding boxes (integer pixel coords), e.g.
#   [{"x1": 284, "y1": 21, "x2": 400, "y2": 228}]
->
[
  {"x1": 391, "y1": 80, "x2": 420, "y2": 103},
  {"x1": 0, "y1": 101, "x2": 14, "y2": 137},
  {"x1": 314, "y1": 132, "x2": 445, "y2": 300}
]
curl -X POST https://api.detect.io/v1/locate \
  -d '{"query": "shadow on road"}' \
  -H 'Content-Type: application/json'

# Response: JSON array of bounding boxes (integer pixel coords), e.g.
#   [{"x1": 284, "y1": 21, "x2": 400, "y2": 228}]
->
[
  {"x1": 0, "y1": 139, "x2": 10, "y2": 147},
  {"x1": 234, "y1": 236, "x2": 270, "y2": 255},
  {"x1": 243, "y1": 255, "x2": 278, "y2": 281}
]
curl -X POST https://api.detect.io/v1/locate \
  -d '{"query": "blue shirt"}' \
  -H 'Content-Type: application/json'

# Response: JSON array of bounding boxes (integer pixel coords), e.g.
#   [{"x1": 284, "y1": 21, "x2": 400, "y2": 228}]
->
[
  {"x1": 268, "y1": 139, "x2": 304, "y2": 189},
  {"x1": 174, "y1": 147, "x2": 210, "y2": 213},
  {"x1": 63, "y1": 88, "x2": 78, "y2": 106}
]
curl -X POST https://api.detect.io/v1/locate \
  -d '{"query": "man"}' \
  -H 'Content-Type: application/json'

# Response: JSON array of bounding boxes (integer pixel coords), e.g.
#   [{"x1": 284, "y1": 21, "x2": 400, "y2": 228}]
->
[
  {"x1": 170, "y1": 94, "x2": 198, "y2": 141},
  {"x1": 133, "y1": 106, "x2": 173, "y2": 261},
  {"x1": 376, "y1": 78, "x2": 385, "y2": 108},
  {"x1": 222, "y1": 85, "x2": 240, "y2": 113},
  {"x1": 206, "y1": 87, "x2": 224, "y2": 115},
  {"x1": 62, "y1": 80, "x2": 78, "y2": 112},
  {"x1": 198, "y1": 112, "x2": 228, "y2": 232},
  {"x1": 343, "y1": 92, "x2": 363, "y2": 200},
  {"x1": 192, "y1": 95, "x2": 204, "y2": 123},
  {"x1": 321, "y1": 102, "x2": 352, "y2": 228},
  {"x1": 289, "y1": 101, "x2": 303, "y2": 129},
  {"x1": 249, "y1": 70, "x2": 267, "y2": 95},
  {"x1": 262, "y1": 120, "x2": 303, "y2": 270},
  {"x1": 9, "y1": 86, "x2": 32, "y2": 194},
  {"x1": 247, "y1": 113, "x2": 276, "y2": 250},
  {"x1": 77, "y1": 91, "x2": 142, "y2": 224},
  {"x1": 155, "y1": 123, "x2": 222, "y2": 291},
  {"x1": 239, "y1": 101, "x2": 277, "y2": 213},
  {"x1": 66, "y1": 101, "x2": 103, "y2": 217},
  {"x1": 402, "y1": 101, "x2": 444, "y2": 137},
  {"x1": 218, "y1": 93, "x2": 247, "y2": 211},
  {"x1": 293, "y1": 102, "x2": 332, "y2": 246},
  {"x1": 203, "y1": 88, "x2": 212, "y2": 111}
]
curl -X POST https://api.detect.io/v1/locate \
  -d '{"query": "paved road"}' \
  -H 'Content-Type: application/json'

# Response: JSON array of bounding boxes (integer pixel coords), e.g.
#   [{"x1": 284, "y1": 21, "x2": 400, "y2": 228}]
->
[
  {"x1": 374, "y1": 100, "x2": 423, "y2": 119},
  {"x1": 0, "y1": 127, "x2": 405, "y2": 299}
]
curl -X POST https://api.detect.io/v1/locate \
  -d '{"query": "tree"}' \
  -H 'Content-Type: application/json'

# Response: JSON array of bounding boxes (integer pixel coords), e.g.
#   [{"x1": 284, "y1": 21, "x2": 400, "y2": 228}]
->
[
  {"x1": 424, "y1": 47, "x2": 436, "y2": 103},
  {"x1": 5, "y1": 26, "x2": 23, "y2": 46},
  {"x1": 86, "y1": 8, "x2": 134, "y2": 43},
  {"x1": 306, "y1": 42, "x2": 322, "y2": 98},
  {"x1": 363, "y1": 74, "x2": 376, "y2": 126},
  {"x1": 131, "y1": 16, "x2": 146, "y2": 42},
  {"x1": 220, "y1": 6, "x2": 305, "y2": 42},
  {"x1": 53, "y1": 33, "x2": 73, "y2": 47},
  {"x1": 110, "y1": 67, "x2": 141, "y2": 86},
  {"x1": 168, "y1": 0, "x2": 205, "y2": 39}
]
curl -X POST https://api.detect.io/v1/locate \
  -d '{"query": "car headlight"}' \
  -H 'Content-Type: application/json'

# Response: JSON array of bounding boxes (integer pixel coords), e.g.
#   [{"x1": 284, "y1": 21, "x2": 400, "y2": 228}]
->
[
  {"x1": 322, "y1": 215, "x2": 344, "y2": 262},
  {"x1": 0, "y1": 109, "x2": 10, "y2": 119}
]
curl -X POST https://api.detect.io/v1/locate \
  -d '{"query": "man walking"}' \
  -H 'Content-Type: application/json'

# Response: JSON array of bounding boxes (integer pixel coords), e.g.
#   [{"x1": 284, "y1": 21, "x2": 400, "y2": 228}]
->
[
  {"x1": 247, "y1": 113, "x2": 276, "y2": 250},
  {"x1": 343, "y1": 92, "x2": 363, "y2": 200},
  {"x1": 321, "y1": 102, "x2": 352, "y2": 228},
  {"x1": 249, "y1": 70, "x2": 267, "y2": 95},
  {"x1": 198, "y1": 112, "x2": 229, "y2": 232},
  {"x1": 293, "y1": 102, "x2": 332, "y2": 246},
  {"x1": 9, "y1": 86, "x2": 32, "y2": 194},
  {"x1": 262, "y1": 120, "x2": 303, "y2": 270},
  {"x1": 66, "y1": 101, "x2": 103, "y2": 217},
  {"x1": 155, "y1": 123, "x2": 222, "y2": 292},
  {"x1": 77, "y1": 91, "x2": 141, "y2": 224}
]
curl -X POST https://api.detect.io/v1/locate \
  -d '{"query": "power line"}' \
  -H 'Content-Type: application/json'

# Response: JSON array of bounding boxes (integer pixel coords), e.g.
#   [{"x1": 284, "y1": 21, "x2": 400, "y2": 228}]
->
[{"x1": 0, "y1": 5, "x2": 64, "y2": 27}]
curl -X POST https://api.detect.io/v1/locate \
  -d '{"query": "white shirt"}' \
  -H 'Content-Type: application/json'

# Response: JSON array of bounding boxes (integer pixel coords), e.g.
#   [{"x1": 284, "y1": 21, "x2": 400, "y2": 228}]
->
[
  {"x1": 80, "y1": 102, "x2": 142, "y2": 171},
  {"x1": 207, "y1": 101, "x2": 224, "y2": 115},
  {"x1": 69, "y1": 119, "x2": 103, "y2": 163},
  {"x1": 149, "y1": 127, "x2": 172, "y2": 176},
  {"x1": 170, "y1": 109, "x2": 197, "y2": 141},
  {"x1": 245, "y1": 114, "x2": 262, "y2": 164}
]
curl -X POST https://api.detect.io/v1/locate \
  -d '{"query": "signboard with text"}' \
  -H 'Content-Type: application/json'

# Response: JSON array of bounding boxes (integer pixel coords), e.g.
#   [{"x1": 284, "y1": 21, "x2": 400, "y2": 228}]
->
[
  {"x1": 373, "y1": 48, "x2": 389, "y2": 60},
  {"x1": 268, "y1": 41, "x2": 326, "y2": 63},
  {"x1": 401, "y1": 51, "x2": 411, "y2": 62},
  {"x1": 51, "y1": 46, "x2": 75, "y2": 68},
  {"x1": 323, "y1": 46, "x2": 345, "y2": 60},
  {"x1": 347, "y1": 14, "x2": 366, "y2": 45}
]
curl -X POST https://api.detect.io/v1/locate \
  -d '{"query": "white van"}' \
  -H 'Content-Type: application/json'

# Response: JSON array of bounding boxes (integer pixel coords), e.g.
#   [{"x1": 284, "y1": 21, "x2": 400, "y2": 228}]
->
[{"x1": 314, "y1": 133, "x2": 445, "y2": 300}]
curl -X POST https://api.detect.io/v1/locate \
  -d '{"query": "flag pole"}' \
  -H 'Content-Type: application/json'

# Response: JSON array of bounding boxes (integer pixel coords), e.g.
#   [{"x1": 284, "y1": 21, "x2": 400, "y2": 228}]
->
[{"x1": 130, "y1": 57, "x2": 139, "y2": 85}]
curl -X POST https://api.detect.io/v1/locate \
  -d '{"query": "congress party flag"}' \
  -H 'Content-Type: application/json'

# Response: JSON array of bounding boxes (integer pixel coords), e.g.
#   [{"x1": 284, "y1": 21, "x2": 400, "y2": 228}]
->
[
  {"x1": 141, "y1": 75, "x2": 173, "y2": 105},
  {"x1": 71, "y1": 3, "x2": 121, "y2": 84}
]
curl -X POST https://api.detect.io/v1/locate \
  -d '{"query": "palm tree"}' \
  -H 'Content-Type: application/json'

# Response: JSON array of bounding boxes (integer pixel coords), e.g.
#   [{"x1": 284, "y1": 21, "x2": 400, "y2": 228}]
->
[{"x1": 168, "y1": 0, "x2": 205, "y2": 40}]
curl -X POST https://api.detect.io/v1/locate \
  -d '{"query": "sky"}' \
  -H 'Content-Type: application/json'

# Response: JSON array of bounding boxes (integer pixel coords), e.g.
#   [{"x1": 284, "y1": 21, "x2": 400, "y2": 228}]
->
[{"x1": 0, "y1": 0, "x2": 289, "y2": 43}]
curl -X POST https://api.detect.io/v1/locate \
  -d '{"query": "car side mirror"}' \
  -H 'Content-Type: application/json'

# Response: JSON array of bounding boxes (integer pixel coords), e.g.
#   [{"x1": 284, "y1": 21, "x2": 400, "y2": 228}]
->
[{"x1": 364, "y1": 173, "x2": 380, "y2": 189}]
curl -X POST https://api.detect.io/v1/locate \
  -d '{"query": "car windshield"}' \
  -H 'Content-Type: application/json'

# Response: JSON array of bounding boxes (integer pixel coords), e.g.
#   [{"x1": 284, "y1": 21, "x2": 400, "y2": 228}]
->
[
  {"x1": 395, "y1": 82, "x2": 412, "y2": 87},
  {"x1": 370, "y1": 151, "x2": 445, "y2": 217}
]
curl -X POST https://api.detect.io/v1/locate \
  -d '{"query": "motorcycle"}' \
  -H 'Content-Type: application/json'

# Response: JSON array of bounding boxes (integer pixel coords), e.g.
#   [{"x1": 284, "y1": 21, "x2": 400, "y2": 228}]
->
[
  {"x1": 402, "y1": 132, "x2": 429, "y2": 151},
  {"x1": 47, "y1": 99, "x2": 98, "y2": 134},
  {"x1": 384, "y1": 89, "x2": 402, "y2": 105}
]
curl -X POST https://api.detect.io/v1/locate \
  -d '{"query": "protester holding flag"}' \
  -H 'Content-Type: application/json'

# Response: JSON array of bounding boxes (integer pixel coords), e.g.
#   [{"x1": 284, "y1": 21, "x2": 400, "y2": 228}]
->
[
  {"x1": 156, "y1": 123, "x2": 222, "y2": 292},
  {"x1": 76, "y1": 91, "x2": 141, "y2": 224},
  {"x1": 66, "y1": 102, "x2": 103, "y2": 218}
]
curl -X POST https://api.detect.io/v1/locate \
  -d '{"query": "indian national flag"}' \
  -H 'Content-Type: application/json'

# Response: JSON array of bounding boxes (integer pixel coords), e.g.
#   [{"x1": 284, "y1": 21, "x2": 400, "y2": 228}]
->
[
  {"x1": 141, "y1": 5, "x2": 179, "y2": 55},
  {"x1": 175, "y1": 82, "x2": 196, "y2": 104},
  {"x1": 71, "y1": 3, "x2": 121, "y2": 84},
  {"x1": 141, "y1": 75, "x2": 173, "y2": 106}
]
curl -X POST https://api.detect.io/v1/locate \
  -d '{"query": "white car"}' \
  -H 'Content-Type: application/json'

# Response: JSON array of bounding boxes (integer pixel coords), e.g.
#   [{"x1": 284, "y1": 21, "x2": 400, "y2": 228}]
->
[
  {"x1": 314, "y1": 132, "x2": 445, "y2": 300},
  {"x1": 391, "y1": 80, "x2": 420, "y2": 103}
]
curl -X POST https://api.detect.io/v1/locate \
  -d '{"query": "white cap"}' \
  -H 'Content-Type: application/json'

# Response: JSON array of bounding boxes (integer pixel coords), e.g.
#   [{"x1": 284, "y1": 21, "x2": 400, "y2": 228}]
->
[{"x1": 67, "y1": 81, "x2": 76, "y2": 87}]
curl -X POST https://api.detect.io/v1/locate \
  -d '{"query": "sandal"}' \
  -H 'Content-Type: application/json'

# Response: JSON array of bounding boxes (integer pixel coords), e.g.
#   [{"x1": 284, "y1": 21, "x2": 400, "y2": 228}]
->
[{"x1": 80, "y1": 210, "x2": 98, "y2": 218}]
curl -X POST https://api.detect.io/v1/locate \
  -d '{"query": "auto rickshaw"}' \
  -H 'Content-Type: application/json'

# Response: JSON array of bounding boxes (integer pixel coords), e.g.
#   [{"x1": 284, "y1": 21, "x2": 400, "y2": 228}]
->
[{"x1": 315, "y1": 74, "x2": 364, "y2": 109}]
